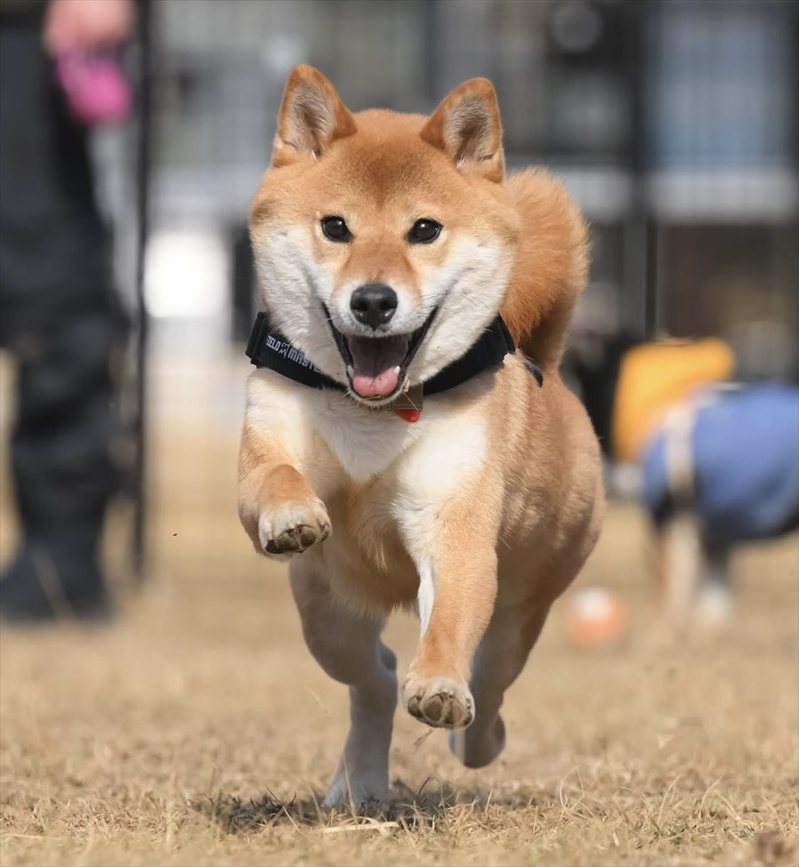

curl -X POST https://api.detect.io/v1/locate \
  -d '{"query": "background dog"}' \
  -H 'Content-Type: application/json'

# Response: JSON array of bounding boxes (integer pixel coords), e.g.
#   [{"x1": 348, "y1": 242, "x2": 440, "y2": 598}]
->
[{"x1": 569, "y1": 335, "x2": 799, "y2": 634}]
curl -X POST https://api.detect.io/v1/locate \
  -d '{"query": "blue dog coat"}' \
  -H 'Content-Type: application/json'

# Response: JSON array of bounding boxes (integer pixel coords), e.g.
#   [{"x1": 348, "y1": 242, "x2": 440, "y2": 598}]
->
[{"x1": 642, "y1": 386, "x2": 799, "y2": 544}]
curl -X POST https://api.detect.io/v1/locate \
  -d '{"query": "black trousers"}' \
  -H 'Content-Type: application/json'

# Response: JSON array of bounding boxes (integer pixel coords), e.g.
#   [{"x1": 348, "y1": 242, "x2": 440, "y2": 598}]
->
[{"x1": 0, "y1": 17, "x2": 125, "y2": 549}]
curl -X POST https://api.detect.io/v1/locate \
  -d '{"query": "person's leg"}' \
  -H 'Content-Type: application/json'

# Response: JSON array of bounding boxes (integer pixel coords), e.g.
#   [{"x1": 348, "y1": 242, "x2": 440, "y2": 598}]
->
[{"x1": 0, "y1": 20, "x2": 127, "y2": 621}]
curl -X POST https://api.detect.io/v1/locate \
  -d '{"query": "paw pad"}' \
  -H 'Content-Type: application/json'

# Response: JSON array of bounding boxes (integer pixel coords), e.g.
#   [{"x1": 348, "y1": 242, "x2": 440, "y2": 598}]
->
[
  {"x1": 404, "y1": 677, "x2": 474, "y2": 729},
  {"x1": 266, "y1": 523, "x2": 326, "y2": 554}
]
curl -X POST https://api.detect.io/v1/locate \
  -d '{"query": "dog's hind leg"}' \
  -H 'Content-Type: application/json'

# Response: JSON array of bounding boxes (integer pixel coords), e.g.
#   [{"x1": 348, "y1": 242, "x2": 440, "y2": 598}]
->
[
  {"x1": 449, "y1": 600, "x2": 550, "y2": 768},
  {"x1": 695, "y1": 536, "x2": 732, "y2": 631},
  {"x1": 290, "y1": 556, "x2": 397, "y2": 811}
]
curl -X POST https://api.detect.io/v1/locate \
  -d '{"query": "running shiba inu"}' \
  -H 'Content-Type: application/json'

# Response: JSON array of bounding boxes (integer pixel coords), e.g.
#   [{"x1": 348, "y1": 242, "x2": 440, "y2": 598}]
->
[{"x1": 239, "y1": 65, "x2": 604, "y2": 808}]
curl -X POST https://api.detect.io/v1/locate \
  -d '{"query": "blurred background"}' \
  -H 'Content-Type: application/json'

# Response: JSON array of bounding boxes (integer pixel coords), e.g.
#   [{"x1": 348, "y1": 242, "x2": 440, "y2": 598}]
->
[{"x1": 1, "y1": 0, "x2": 797, "y2": 631}]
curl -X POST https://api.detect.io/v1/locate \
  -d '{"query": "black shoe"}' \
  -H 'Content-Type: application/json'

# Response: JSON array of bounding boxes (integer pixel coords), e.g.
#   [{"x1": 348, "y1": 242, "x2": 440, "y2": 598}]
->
[{"x1": 0, "y1": 534, "x2": 114, "y2": 625}]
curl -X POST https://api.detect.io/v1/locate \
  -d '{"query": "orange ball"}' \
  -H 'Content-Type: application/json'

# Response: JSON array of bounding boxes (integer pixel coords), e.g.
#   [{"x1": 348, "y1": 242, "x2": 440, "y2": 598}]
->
[{"x1": 566, "y1": 587, "x2": 626, "y2": 648}]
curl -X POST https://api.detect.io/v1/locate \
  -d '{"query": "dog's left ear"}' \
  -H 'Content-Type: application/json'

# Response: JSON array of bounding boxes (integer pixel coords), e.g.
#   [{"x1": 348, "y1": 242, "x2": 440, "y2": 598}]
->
[
  {"x1": 420, "y1": 78, "x2": 504, "y2": 182},
  {"x1": 272, "y1": 65, "x2": 357, "y2": 167}
]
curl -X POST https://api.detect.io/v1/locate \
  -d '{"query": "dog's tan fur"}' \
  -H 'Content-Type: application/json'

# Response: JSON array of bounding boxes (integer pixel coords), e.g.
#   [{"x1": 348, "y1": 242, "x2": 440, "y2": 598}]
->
[{"x1": 238, "y1": 66, "x2": 604, "y2": 807}]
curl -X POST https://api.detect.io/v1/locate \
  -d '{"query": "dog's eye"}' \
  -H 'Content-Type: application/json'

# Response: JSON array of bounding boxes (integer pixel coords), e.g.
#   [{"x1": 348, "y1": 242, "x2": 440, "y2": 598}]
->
[
  {"x1": 321, "y1": 216, "x2": 352, "y2": 243},
  {"x1": 408, "y1": 218, "x2": 442, "y2": 244}
]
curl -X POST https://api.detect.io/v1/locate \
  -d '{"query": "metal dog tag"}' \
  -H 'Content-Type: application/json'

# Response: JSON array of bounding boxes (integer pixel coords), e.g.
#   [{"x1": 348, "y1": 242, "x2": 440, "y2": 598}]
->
[
  {"x1": 393, "y1": 383, "x2": 423, "y2": 413},
  {"x1": 390, "y1": 383, "x2": 424, "y2": 422}
]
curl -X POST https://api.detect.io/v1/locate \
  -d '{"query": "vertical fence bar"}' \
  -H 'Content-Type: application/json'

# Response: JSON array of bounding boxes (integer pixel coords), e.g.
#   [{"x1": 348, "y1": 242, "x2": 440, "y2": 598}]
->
[
  {"x1": 624, "y1": 0, "x2": 658, "y2": 338},
  {"x1": 131, "y1": 0, "x2": 152, "y2": 580}
]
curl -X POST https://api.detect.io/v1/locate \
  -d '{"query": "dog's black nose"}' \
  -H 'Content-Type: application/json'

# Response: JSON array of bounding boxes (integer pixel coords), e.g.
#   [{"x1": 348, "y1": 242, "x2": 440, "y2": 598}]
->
[{"x1": 350, "y1": 283, "x2": 398, "y2": 329}]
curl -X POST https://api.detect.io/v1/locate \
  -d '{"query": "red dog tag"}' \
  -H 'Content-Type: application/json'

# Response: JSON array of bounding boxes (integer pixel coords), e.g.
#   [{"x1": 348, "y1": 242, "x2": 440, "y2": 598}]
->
[
  {"x1": 392, "y1": 384, "x2": 423, "y2": 423},
  {"x1": 395, "y1": 408, "x2": 421, "y2": 423}
]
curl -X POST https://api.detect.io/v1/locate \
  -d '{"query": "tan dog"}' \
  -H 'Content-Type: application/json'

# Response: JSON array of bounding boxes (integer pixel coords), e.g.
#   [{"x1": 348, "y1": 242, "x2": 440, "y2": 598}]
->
[{"x1": 239, "y1": 65, "x2": 604, "y2": 808}]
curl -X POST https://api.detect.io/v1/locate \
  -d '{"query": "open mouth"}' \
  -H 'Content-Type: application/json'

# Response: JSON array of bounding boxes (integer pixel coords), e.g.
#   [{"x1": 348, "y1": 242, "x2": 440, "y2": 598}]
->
[{"x1": 324, "y1": 307, "x2": 437, "y2": 401}]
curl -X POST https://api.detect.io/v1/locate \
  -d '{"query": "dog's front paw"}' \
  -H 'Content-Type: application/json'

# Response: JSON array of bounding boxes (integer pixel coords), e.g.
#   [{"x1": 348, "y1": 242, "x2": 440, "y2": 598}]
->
[
  {"x1": 402, "y1": 673, "x2": 474, "y2": 729},
  {"x1": 258, "y1": 496, "x2": 331, "y2": 556}
]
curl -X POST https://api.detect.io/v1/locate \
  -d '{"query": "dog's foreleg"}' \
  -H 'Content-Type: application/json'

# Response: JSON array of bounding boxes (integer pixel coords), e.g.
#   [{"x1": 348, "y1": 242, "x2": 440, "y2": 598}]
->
[
  {"x1": 290, "y1": 558, "x2": 397, "y2": 811},
  {"x1": 399, "y1": 487, "x2": 501, "y2": 730},
  {"x1": 657, "y1": 511, "x2": 702, "y2": 636},
  {"x1": 238, "y1": 376, "x2": 330, "y2": 558}
]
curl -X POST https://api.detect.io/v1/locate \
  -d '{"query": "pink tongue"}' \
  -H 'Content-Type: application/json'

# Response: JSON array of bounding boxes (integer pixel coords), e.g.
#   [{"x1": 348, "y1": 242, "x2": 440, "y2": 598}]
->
[
  {"x1": 352, "y1": 368, "x2": 400, "y2": 398},
  {"x1": 347, "y1": 336, "x2": 408, "y2": 399}
]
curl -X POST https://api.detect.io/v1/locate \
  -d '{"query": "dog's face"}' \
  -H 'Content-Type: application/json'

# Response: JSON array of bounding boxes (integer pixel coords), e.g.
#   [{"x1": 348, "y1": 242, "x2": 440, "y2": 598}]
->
[{"x1": 250, "y1": 65, "x2": 519, "y2": 405}]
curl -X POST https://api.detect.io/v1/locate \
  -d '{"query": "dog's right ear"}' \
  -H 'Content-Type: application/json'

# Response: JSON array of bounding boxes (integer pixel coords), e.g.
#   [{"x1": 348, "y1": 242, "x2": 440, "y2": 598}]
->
[
  {"x1": 420, "y1": 78, "x2": 504, "y2": 182},
  {"x1": 272, "y1": 65, "x2": 357, "y2": 167}
]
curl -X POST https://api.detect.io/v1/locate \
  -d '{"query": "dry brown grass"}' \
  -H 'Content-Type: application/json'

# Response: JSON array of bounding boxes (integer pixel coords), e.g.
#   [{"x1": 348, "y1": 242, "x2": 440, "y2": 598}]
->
[{"x1": 1, "y1": 349, "x2": 797, "y2": 867}]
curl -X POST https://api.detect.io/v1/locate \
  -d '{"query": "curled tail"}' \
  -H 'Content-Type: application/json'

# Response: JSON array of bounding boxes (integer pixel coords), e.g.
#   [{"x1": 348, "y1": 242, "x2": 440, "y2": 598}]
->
[{"x1": 500, "y1": 169, "x2": 589, "y2": 371}]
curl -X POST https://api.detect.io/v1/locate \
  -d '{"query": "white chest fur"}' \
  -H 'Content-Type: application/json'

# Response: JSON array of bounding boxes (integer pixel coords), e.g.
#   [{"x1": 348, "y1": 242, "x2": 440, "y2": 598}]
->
[
  {"x1": 308, "y1": 391, "x2": 425, "y2": 482},
  {"x1": 306, "y1": 389, "x2": 487, "y2": 491},
  {"x1": 249, "y1": 370, "x2": 488, "y2": 490}
]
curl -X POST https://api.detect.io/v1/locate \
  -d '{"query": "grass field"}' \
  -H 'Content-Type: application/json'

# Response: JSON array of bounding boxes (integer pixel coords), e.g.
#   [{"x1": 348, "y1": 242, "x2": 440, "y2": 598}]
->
[{"x1": 1, "y1": 348, "x2": 797, "y2": 867}]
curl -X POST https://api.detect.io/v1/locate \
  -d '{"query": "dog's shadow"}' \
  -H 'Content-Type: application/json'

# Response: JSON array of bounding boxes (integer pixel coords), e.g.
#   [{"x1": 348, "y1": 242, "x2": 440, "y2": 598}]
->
[{"x1": 194, "y1": 779, "x2": 536, "y2": 835}]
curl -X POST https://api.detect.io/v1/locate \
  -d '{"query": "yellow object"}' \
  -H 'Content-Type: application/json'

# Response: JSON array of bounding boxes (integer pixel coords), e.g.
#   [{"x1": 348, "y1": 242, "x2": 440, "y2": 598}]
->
[{"x1": 612, "y1": 338, "x2": 735, "y2": 462}]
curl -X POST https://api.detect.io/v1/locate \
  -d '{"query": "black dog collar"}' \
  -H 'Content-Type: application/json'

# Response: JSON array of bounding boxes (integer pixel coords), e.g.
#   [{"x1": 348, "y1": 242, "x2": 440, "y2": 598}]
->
[{"x1": 245, "y1": 311, "x2": 542, "y2": 420}]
